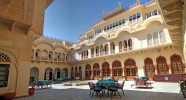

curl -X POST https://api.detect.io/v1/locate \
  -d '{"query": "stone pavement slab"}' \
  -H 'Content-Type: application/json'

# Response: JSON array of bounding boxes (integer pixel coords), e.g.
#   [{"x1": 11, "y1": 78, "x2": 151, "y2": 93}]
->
[{"x1": 15, "y1": 81, "x2": 185, "y2": 100}]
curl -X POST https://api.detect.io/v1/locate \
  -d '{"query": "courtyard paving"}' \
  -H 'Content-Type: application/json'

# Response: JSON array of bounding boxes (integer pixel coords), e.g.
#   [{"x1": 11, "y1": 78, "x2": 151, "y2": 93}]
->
[{"x1": 15, "y1": 80, "x2": 185, "y2": 100}]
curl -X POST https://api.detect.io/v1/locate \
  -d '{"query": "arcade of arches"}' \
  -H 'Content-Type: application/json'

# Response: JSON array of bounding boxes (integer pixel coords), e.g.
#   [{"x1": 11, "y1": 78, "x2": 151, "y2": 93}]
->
[
  {"x1": 70, "y1": 54, "x2": 185, "y2": 80},
  {"x1": 30, "y1": 67, "x2": 68, "y2": 82}
]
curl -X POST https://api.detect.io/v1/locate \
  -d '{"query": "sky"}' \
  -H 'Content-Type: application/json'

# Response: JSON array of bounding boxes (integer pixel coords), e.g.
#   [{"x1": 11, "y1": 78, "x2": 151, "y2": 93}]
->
[{"x1": 44, "y1": 0, "x2": 149, "y2": 43}]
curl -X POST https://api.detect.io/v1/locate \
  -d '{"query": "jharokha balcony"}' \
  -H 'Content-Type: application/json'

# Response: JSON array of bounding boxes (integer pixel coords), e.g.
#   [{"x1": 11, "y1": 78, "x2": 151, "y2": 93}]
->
[{"x1": 41, "y1": 56, "x2": 48, "y2": 60}]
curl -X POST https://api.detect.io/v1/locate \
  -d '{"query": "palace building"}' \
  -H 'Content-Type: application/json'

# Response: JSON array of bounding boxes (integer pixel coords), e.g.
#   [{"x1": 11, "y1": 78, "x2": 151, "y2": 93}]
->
[
  {"x1": 0, "y1": 0, "x2": 185, "y2": 98},
  {"x1": 30, "y1": 0, "x2": 186, "y2": 83}
]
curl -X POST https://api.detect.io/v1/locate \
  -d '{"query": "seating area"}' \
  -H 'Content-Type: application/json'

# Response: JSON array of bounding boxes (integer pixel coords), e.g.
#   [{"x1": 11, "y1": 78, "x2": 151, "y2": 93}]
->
[
  {"x1": 36, "y1": 80, "x2": 52, "y2": 89},
  {"x1": 88, "y1": 78, "x2": 125, "y2": 98},
  {"x1": 131, "y1": 76, "x2": 152, "y2": 88}
]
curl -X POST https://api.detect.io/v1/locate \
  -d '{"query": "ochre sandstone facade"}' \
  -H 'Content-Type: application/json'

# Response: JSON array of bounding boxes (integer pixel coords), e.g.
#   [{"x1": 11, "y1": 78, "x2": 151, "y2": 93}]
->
[
  {"x1": 0, "y1": 0, "x2": 186, "y2": 98},
  {"x1": 30, "y1": 0, "x2": 186, "y2": 84},
  {"x1": 0, "y1": 0, "x2": 53, "y2": 97}
]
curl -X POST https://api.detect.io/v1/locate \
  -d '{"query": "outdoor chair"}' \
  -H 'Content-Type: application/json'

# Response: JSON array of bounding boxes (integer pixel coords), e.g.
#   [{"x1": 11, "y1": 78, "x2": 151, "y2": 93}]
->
[
  {"x1": 91, "y1": 86, "x2": 102, "y2": 98},
  {"x1": 88, "y1": 82, "x2": 95, "y2": 96},
  {"x1": 107, "y1": 86, "x2": 121, "y2": 98},
  {"x1": 116, "y1": 80, "x2": 125, "y2": 95}
]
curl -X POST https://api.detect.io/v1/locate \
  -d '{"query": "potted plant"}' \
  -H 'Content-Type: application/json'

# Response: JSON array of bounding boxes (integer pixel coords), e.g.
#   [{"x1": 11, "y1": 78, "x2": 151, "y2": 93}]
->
[
  {"x1": 121, "y1": 75, "x2": 125, "y2": 80},
  {"x1": 97, "y1": 76, "x2": 102, "y2": 81},
  {"x1": 28, "y1": 82, "x2": 36, "y2": 96}
]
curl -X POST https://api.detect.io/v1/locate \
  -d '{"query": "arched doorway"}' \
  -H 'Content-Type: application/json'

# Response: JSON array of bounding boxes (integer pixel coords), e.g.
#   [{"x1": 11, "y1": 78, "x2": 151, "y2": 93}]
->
[
  {"x1": 112, "y1": 60, "x2": 122, "y2": 79},
  {"x1": 170, "y1": 54, "x2": 185, "y2": 74},
  {"x1": 71, "y1": 67, "x2": 74, "y2": 79},
  {"x1": 144, "y1": 57, "x2": 155, "y2": 80},
  {"x1": 62, "y1": 68, "x2": 68, "y2": 77},
  {"x1": 54, "y1": 68, "x2": 61, "y2": 79},
  {"x1": 93, "y1": 63, "x2": 100, "y2": 80},
  {"x1": 102, "y1": 62, "x2": 110, "y2": 78},
  {"x1": 45, "y1": 67, "x2": 53, "y2": 80},
  {"x1": 156, "y1": 56, "x2": 169, "y2": 74},
  {"x1": 124, "y1": 58, "x2": 137, "y2": 80},
  {"x1": 30, "y1": 67, "x2": 39, "y2": 84},
  {"x1": 85, "y1": 64, "x2": 91, "y2": 80}
]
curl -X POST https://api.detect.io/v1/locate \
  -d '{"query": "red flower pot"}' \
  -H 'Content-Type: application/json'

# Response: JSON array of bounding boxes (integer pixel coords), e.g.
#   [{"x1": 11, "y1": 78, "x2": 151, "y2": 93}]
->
[
  {"x1": 28, "y1": 88, "x2": 35, "y2": 96},
  {"x1": 3, "y1": 92, "x2": 16, "y2": 100}
]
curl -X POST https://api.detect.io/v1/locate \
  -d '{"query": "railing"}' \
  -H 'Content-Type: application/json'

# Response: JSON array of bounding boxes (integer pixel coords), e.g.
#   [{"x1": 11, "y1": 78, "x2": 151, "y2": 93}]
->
[
  {"x1": 35, "y1": 57, "x2": 40, "y2": 60},
  {"x1": 124, "y1": 48, "x2": 128, "y2": 51},
  {"x1": 110, "y1": 50, "x2": 115, "y2": 54},
  {"x1": 104, "y1": 52, "x2": 108, "y2": 55},
  {"x1": 49, "y1": 58, "x2": 53, "y2": 61},
  {"x1": 41, "y1": 56, "x2": 48, "y2": 60},
  {"x1": 119, "y1": 48, "x2": 122, "y2": 52},
  {"x1": 91, "y1": 55, "x2": 94, "y2": 58},
  {"x1": 54, "y1": 58, "x2": 57, "y2": 61},
  {"x1": 100, "y1": 52, "x2": 104, "y2": 56},
  {"x1": 84, "y1": 56, "x2": 88, "y2": 59},
  {"x1": 129, "y1": 47, "x2": 133, "y2": 50},
  {"x1": 96, "y1": 54, "x2": 99, "y2": 57}
]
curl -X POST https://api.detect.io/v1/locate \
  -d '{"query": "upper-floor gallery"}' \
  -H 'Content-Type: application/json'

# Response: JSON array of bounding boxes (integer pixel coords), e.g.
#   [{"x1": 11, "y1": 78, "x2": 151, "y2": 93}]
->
[{"x1": 31, "y1": 0, "x2": 172, "y2": 63}]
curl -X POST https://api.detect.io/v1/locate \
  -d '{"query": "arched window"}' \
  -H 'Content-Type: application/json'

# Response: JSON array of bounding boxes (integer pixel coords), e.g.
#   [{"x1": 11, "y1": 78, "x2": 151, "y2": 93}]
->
[
  {"x1": 148, "y1": 11, "x2": 152, "y2": 17},
  {"x1": 159, "y1": 30, "x2": 166, "y2": 44},
  {"x1": 116, "y1": 22, "x2": 119, "y2": 27},
  {"x1": 147, "y1": 34, "x2": 153, "y2": 47},
  {"x1": 102, "y1": 62, "x2": 110, "y2": 78},
  {"x1": 85, "y1": 64, "x2": 91, "y2": 79},
  {"x1": 145, "y1": 13, "x2": 148, "y2": 19},
  {"x1": 100, "y1": 45, "x2": 104, "y2": 56},
  {"x1": 112, "y1": 60, "x2": 122, "y2": 79},
  {"x1": 156, "y1": 56, "x2": 169, "y2": 75},
  {"x1": 93, "y1": 63, "x2": 100, "y2": 79},
  {"x1": 124, "y1": 58, "x2": 137, "y2": 80},
  {"x1": 119, "y1": 41, "x2": 122, "y2": 52},
  {"x1": 113, "y1": 23, "x2": 116, "y2": 28},
  {"x1": 124, "y1": 40, "x2": 128, "y2": 51},
  {"x1": 86, "y1": 50, "x2": 88, "y2": 58},
  {"x1": 48, "y1": 51, "x2": 53, "y2": 60},
  {"x1": 129, "y1": 16, "x2": 132, "y2": 23},
  {"x1": 122, "y1": 19, "x2": 125, "y2": 25},
  {"x1": 0, "y1": 53, "x2": 10, "y2": 87},
  {"x1": 91, "y1": 48, "x2": 94, "y2": 58},
  {"x1": 144, "y1": 57, "x2": 154, "y2": 80},
  {"x1": 110, "y1": 42, "x2": 115, "y2": 54},
  {"x1": 133, "y1": 14, "x2": 136, "y2": 22},
  {"x1": 104, "y1": 44, "x2": 108, "y2": 55},
  {"x1": 35, "y1": 49, "x2": 41, "y2": 59},
  {"x1": 153, "y1": 10, "x2": 158, "y2": 15},
  {"x1": 153, "y1": 32, "x2": 159, "y2": 45},
  {"x1": 128, "y1": 39, "x2": 132, "y2": 50},
  {"x1": 137, "y1": 13, "x2": 141, "y2": 19},
  {"x1": 119, "y1": 20, "x2": 122, "y2": 26},
  {"x1": 96, "y1": 46, "x2": 99, "y2": 56},
  {"x1": 170, "y1": 54, "x2": 184, "y2": 74},
  {"x1": 81, "y1": 52, "x2": 83, "y2": 59}
]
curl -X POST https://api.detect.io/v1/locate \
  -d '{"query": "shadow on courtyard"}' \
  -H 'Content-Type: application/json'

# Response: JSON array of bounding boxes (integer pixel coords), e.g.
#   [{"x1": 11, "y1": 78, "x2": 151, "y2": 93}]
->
[{"x1": 14, "y1": 88, "x2": 185, "y2": 100}]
